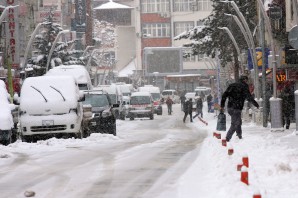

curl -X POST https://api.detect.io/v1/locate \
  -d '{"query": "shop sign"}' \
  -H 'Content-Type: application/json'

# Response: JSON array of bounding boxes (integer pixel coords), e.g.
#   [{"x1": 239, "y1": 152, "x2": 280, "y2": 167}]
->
[{"x1": 5, "y1": 0, "x2": 20, "y2": 69}]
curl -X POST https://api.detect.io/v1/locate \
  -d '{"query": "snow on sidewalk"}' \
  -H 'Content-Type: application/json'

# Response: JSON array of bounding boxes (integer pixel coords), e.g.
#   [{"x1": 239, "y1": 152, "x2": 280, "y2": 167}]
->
[{"x1": 178, "y1": 103, "x2": 298, "y2": 198}]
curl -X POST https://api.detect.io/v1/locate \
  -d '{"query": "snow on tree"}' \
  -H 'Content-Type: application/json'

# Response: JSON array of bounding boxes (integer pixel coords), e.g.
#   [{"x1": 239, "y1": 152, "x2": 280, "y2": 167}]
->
[
  {"x1": 174, "y1": 0, "x2": 257, "y2": 80},
  {"x1": 26, "y1": 9, "x2": 83, "y2": 76}
]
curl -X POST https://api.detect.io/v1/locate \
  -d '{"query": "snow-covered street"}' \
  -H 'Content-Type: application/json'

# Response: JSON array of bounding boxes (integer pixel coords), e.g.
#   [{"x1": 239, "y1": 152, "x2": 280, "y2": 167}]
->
[
  {"x1": 1, "y1": 102, "x2": 298, "y2": 198},
  {"x1": 0, "y1": 104, "x2": 207, "y2": 198}
]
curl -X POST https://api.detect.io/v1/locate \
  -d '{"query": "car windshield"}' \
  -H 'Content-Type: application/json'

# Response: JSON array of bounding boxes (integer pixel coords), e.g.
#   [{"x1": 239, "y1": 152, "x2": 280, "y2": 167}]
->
[
  {"x1": 78, "y1": 84, "x2": 88, "y2": 90},
  {"x1": 162, "y1": 91, "x2": 172, "y2": 95},
  {"x1": 83, "y1": 94, "x2": 109, "y2": 107},
  {"x1": 151, "y1": 93, "x2": 160, "y2": 101},
  {"x1": 130, "y1": 96, "x2": 150, "y2": 105}
]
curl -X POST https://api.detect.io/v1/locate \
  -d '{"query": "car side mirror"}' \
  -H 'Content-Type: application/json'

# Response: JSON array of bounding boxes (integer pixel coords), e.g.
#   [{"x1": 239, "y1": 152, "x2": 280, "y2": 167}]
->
[{"x1": 13, "y1": 93, "x2": 20, "y2": 105}]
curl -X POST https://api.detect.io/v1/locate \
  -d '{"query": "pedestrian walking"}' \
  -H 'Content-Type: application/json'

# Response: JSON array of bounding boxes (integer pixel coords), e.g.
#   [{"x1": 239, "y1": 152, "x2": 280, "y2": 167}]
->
[
  {"x1": 183, "y1": 98, "x2": 193, "y2": 123},
  {"x1": 180, "y1": 94, "x2": 186, "y2": 111},
  {"x1": 193, "y1": 97, "x2": 203, "y2": 119},
  {"x1": 166, "y1": 96, "x2": 174, "y2": 115},
  {"x1": 220, "y1": 75, "x2": 259, "y2": 141},
  {"x1": 207, "y1": 93, "x2": 213, "y2": 112},
  {"x1": 280, "y1": 86, "x2": 294, "y2": 129}
]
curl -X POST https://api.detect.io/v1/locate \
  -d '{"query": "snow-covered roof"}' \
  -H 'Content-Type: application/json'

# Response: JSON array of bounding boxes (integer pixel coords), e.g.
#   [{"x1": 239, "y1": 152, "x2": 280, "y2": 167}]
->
[
  {"x1": 46, "y1": 65, "x2": 92, "y2": 85},
  {"x1": 94, "y1": 0, "x2": 133, "y2": 10},
  {"x1": 131, "y1": 92, "x2": 151, "y2": 97},
  {"x1": 118, "y1": 58, "x2": 136, "y2": 77}
]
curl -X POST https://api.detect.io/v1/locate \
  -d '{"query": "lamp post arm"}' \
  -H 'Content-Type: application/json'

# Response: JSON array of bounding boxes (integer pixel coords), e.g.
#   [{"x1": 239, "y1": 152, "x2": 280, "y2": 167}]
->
[
  {"x1": 83, "y1": 45, "x2": 95, "y2": 56},
  {"x1": 220, "y1": 27, "x2": 244, "y2": 74},
  {"x1": 0, "y1": 5, "x2": 19, "y2": 24},
  {"x1": 23, "y1": 23, "x2": 45, "y2": 69},
  {"x1": 46, "y1": 30, "x2": 71, "y2": 72}
]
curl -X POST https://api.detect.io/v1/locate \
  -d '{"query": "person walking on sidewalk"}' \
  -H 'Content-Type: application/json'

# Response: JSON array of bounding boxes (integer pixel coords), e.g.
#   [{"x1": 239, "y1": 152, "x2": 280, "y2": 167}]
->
[
  {"x1": 280, "y1": 86, "x2": 294, "y2": 129},
  {"x1": 180, "y1": 94, "x2": 186, "y2": 111},
  {"x1": 166, "y1": 96, "x2": 174, "y2": 115},
  {"x1": 193, "y1": 96, "x2": 203, "y2": 119},
  {"x1": 183, "y1": 98, "x2": 193, "y2": 123},
  {"x1": 207, "y1": 93, "x2": 213, "y2": 112},
  {"x1": 220, "y1": 75, "x2": 259, "y2": 141}
]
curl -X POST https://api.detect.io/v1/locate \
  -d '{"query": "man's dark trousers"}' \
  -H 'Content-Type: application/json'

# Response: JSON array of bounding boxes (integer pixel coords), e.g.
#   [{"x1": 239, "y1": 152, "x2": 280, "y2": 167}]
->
[{"x1": 226, "y1": 108, "x2": 242, "y2": 141}]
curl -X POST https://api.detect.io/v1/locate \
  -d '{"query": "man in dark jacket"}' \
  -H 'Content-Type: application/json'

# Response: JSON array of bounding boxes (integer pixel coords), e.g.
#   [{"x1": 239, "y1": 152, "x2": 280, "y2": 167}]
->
[
  {"x1": 207, "y1": 94, "x2": 213, "y2": 112},
  {"x1": 280, "y1": 86, "x2": 294, "y2": 129},
  {"x1": 193, "y1": 97, "x2": 203, "y2": 119},
  {"x1": 183, "y1": 98, "x2": 193, "y2": 123},
  {"x1": 220, "y1": 75, "x2": 259, "y2": 141}
]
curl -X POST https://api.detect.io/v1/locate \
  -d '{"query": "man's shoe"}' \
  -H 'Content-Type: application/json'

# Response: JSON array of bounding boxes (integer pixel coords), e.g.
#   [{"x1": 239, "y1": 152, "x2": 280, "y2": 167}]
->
[
  {"x1": 236, "y1": 134, "x2": 242, "y2": 139},
  {"x1": 286, "y1": 126, "x2": 289, "y2": 129}
]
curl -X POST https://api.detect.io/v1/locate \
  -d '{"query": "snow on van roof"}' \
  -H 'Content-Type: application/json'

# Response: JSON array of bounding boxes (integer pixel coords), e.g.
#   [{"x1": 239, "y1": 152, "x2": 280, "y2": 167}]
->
[
  {"x1": 20, "y1": 76, "x2": 80, "y2": 114},
  {"x1": 138, "y1": 86, "x2": 160, "y2": 93},
  {"x1": 131, "y1": 91, "x2": 151, "y2": 97},
  {"x1": 46, "y1": 65, "x2": 91, "y2": 84}
]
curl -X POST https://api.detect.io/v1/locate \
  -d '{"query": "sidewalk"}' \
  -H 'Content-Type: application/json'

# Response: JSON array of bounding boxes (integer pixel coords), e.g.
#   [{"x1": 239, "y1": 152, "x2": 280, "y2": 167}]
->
[{"x1": 178, "y1": 102, "x2": 298, "y2": 198}]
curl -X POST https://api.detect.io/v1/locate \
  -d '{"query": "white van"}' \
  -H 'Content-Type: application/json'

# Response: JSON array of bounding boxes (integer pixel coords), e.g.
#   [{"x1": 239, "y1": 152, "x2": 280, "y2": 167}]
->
[
  {"x1": 46, "y1": 65, "x2": 93, "y2": 90},
  {"x1": 18, "y1": 76, "x2": 85, "y2": 142},
  {"x1": 161, "y1": 89, "x2": 180, "y2": 104},
  {"x1": 128, "y1": 92, "x2": 154, "y2": 120},
  {"x1": 138, "y1": 85, "x2": 162, "y2": 115}
]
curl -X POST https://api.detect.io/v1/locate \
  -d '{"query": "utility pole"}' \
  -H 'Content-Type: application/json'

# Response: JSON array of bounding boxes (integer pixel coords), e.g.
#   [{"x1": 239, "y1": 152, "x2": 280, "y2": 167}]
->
[{"x1": 260, "y1": 0, "x2": 268, "y2": 127}]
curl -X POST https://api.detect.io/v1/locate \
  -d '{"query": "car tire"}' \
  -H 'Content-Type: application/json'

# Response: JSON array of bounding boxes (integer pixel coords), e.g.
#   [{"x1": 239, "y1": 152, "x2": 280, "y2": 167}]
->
[
  {"x1": 76, "y1": 125, "x2": 84, "y2": 139},
  {"x1": 130, "y1": 116, "x2": 134, "y2": 120},
  {"x1": 21, "y1": 135, "x2": 32, "y2": 143},
  {"x1": 110, "y1": 124, "x2": 116, "y2": 136},
  {"x1": 150, "y1": 113, "x2": 154, "y2": 120},
  {"x1": 120, "y1": 112, "x2": 126, "y2": 120}
]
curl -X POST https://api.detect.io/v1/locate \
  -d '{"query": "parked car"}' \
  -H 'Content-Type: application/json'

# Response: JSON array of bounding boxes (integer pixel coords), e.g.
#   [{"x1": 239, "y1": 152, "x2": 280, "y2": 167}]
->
[
  {"x1": 0, "y1": 80, "x2": 18, "y2": 145},
  {"x1": 138, "y1": 85, "x2": 162, "y2": 115},
  {"x1": 128, "y1": 92, "x2": 154, "y2": 120},
  {"x1": 17, "y1": 76, "x2": 86, "y2": 142},
  {"x1": 194, "y1": 87, "x2": 211, "y2": 101},
  {"x1": 161, "y1": 89, "x2": 180, "y2": 103},
  {"x1": 95, "y1": 84, "x2": 126, "y2": 120},
  {"x1": 82, "y1": 90, "x2": 118, "y2": 136}
]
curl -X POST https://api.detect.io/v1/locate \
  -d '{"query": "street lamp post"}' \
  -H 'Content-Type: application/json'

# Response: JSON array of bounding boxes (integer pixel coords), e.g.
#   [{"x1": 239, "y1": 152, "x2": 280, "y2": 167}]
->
[
  {"x1": 255, "y1": 0, "x2": 283, "y2": 131},
  {"x1": 220, "y1": 1, "x2": 259, "y2": 99},
  {"x1": 218, "y1": 27, "x2": 244, "y2": 75},
  {"x1": 46, "y1": 30, "x2": 71, "y2": 72}
]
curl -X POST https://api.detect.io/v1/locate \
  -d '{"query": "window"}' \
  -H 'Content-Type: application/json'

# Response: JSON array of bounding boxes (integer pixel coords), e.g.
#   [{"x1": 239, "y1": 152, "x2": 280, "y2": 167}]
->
[
  {"x1": 173, "y1": 0, "x2": 195, "y2": 12},
  {"x1": 141, "y1": 0, "x2": 170, "y2": 13},
  {"x1": 142, "y1": 23, "x2": 171, "y2": 37},
  {"x1": 183, "y1": 54, "x2": 196, "y2": 62},
  {"x1": 197, "y1": 0, "x2": 213, "y2": 11},
  {"x1": 174, "y1": 22, "x2": 194, "y2": 36}
]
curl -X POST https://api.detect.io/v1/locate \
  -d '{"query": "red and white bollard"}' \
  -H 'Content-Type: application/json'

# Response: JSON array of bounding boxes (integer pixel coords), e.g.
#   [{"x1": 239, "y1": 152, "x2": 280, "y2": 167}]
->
[
  {"x1": 253, "y1": 190, "x2": 262, "y2": 198},
  {"x1": 222, "y1": 139, "x2": 227, "y2": 147},
  {"x1": 228, "y1": 145, "x2": 234, "y2": 155},
  {"x1": 240, "y1": 166, "x2": 249, "y2": 185},
  {"x1": 237, "y1": 159, "x2": 243, "y2": 171},
  {"x1": 242, "y1": 154, "x2": 249, "y2": 168}
]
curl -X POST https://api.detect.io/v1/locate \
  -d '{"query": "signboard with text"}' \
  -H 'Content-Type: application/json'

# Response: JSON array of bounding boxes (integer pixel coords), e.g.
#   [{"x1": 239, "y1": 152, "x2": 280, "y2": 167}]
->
[
  {"x1": 75, "y1": 0, "x2": 86, "y2": 32},
  {"x1": 36, "y1": 10, "x2": 61, "y2": 23},
  {"x1": 5, "y1": 0, "x2": 20, "y2": 69}
]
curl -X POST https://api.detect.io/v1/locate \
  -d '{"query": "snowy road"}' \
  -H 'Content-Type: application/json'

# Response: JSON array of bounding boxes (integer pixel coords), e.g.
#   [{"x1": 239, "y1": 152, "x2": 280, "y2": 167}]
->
[{"x1": 0, "y1": 104, "x2": 208, "y2": 198}]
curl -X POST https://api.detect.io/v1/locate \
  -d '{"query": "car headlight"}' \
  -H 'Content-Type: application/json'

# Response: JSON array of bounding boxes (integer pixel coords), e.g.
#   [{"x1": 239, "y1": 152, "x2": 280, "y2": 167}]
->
[{"x1": 102, "y1": 110, "x2": 112, "y2": 118}]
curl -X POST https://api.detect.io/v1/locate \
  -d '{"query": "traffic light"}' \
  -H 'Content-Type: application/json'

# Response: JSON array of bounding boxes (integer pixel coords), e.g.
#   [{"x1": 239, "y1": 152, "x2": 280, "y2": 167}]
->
[{"x1": 285, "y1": 45, "x2": 298, "y2": 64}]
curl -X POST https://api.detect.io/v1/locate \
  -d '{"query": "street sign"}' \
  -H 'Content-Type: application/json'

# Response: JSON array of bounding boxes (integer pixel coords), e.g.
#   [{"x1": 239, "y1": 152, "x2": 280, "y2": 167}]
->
[
  {"x1": 289, "y1": 25, "x2": 298, "y2": 49},
  {"x1": 269, "y1": 6, "x2": 282, "y2": 20}
]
